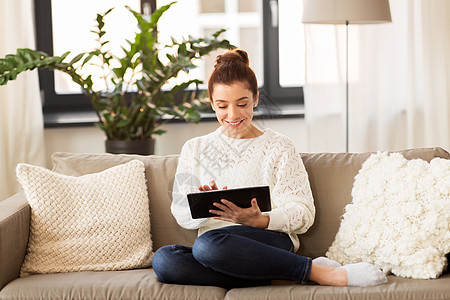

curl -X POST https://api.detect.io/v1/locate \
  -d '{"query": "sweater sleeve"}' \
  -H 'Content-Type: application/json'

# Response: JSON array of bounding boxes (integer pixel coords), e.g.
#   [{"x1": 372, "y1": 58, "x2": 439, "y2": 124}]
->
[
  {"x1": 265, "y1": 138, "x2": 315, "y2": 235},
  {"x1": 171, "y1": 140, "x2": 209, "y2": 230}
]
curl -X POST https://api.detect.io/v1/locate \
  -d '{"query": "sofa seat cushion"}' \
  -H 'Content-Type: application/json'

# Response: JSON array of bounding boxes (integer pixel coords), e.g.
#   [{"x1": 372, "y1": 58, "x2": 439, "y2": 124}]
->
[
  {"x1": 223, "y1": 274, "x2": 450, "y2": 300},
  {"x1": 0, "y1": 269, "x2": 227, "y2": 300}
]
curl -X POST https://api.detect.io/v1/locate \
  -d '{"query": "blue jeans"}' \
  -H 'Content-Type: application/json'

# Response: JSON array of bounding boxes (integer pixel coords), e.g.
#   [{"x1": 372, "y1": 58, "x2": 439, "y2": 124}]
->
[{"x1": 152, "y1": 225, "x2": 312, "y2": 289}]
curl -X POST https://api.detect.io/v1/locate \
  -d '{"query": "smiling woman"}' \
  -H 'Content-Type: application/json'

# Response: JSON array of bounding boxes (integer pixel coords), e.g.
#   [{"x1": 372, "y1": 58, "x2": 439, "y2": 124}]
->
[
  {"x1": 151, "y1": 48, "x2": 387, "y2": 289},
  {"x1": 211, "y1": 82, "x2": 261, "y2": 139},
  {"x1": 208, "y1": 50, "x2": 262, "y2": 139}
]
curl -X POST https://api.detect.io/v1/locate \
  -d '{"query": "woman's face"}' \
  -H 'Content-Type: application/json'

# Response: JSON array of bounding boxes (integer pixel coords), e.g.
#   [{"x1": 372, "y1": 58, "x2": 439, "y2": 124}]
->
[{"x1": 210, "y1": 81, "x2": 259, "y2": 139}]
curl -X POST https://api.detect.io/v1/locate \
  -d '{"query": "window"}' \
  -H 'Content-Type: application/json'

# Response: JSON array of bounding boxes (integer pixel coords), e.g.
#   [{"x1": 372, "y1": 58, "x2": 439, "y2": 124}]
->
[
  {"x1": 262, "y1": 0, "x2": 304, "y2": 106},
  {"x1": 34, "y1": 0, "x2": 305, "y2": 127},
  {"x1": 51, "y1": 0, "x2": 142, "y2": 94}
]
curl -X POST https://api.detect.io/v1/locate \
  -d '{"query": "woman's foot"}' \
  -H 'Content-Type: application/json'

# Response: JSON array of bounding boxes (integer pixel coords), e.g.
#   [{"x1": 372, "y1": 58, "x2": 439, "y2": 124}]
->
[
  {"x1": 309, "y1": 264, "x2": 347, "y2": 286},
  {"x1": 312, "y1": 257, "x2": 342, "y2": 268},
  {"x1": 342, "y1": 262, "x2": 388, "y2": 286},
  {"x1": 309, "y1": 262, "x2": 387, "y2": 287}
]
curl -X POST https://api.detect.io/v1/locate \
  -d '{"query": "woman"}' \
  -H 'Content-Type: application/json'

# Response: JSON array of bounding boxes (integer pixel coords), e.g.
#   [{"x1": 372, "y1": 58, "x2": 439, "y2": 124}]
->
[{"x1": 152, "y1": 49, "x2": 387, "y2": 289}]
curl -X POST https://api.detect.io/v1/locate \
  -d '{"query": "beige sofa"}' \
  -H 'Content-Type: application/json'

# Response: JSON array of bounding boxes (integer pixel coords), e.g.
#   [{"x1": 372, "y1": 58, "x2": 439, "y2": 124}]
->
[{"x1": 0, "y1": 148, "x2": 449, "y2": 300}]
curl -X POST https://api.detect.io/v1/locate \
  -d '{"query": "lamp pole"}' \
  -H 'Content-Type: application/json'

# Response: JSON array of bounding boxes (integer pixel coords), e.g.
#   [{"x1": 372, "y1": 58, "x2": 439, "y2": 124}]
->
[
  {"x1": 302, "y1": 0, "x2": 392, "y2": 153},
  {"x1": 345, "y1": 20, "x2": 349, "y2": 152}
]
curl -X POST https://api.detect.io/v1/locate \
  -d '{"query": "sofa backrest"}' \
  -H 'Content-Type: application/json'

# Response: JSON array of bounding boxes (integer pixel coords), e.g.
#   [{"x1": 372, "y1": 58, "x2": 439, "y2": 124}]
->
[
  {"x1": 298, "y1": 147, "x2": 450, "y2": 258},
  {"x1": 52, "y1": 147, "x2": 449, "y2": 258},
  {"x1": 52, "y1": 153, "x2": 196, "y2": 251}
]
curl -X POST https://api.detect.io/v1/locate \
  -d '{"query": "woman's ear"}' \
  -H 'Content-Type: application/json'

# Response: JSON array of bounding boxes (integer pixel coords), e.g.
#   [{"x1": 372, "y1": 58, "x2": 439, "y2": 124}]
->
[
  {"x1": 210, "y1": 99, "x2": 215, "y2": 111},
  {"x1": 253, "y1": 91, "x2": 259, "y2": 108}
]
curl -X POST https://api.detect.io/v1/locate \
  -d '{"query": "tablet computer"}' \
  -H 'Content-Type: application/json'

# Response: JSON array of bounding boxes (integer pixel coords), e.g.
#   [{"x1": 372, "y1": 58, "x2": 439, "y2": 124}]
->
[{"x1": 187, "y1": 186, "x2": 271, "y2": 219}]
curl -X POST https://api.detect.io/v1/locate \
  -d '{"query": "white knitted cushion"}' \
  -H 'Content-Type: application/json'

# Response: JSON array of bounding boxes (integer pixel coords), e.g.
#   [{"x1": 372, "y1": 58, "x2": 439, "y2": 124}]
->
[
  {"x1": 16, "y1": 160, "x2": 153, "y2": 277},
  {"x1": 327, "y1": 152, "x2": 449, "y2": 279}
]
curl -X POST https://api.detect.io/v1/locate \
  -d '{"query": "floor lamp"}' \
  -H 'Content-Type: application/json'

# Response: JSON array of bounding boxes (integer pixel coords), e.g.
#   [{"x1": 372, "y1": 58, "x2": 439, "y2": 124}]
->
[{"x1": 302, "y1": 0, "x2": 391, "y2": 152}]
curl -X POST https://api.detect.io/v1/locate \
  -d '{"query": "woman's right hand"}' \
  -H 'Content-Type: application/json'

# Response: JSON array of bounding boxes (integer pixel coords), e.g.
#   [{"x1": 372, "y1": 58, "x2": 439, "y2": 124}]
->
[{"x1": 198, "y1": 180, "x2": 227, "y2": 192}]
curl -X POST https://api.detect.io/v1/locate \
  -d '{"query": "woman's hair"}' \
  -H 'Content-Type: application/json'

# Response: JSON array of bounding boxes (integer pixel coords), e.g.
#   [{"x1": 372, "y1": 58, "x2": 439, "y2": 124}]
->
[{"x1": 208, "y1": 49, "x2": 258, "y2": 99}]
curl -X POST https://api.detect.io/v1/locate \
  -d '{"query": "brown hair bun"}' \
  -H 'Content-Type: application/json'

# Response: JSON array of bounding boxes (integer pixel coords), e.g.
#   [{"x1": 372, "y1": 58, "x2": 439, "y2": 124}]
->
[
  {"x1": 214, "y1": 49, "x2": 250, "y2": 68},
  {"x1": 208, "y1": 48, "x2": 258, "y2": 98}
]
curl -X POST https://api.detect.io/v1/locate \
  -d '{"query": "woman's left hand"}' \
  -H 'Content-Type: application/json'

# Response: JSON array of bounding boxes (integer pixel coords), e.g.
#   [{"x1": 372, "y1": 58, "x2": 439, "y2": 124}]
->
[{"x1": 210, "y1": 198, "x2": 270, "y2": 229}]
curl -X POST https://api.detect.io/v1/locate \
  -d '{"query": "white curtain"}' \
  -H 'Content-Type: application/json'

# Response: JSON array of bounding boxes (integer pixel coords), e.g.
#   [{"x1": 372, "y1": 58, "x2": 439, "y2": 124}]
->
[
  {"x1": 304, "y1": 0, "x2": 450, "y2": 153},
  {"x1": 0, "y1": 0, "x2": 46, "y2": 201}
]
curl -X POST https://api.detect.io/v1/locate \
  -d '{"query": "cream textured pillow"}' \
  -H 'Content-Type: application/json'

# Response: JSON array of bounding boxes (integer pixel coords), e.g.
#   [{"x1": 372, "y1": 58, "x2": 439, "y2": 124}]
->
[
  {"x1": 326, "y1": 152, "x2": 450, "y2": 279},
  {"x1": 16, "y1": 160, "x2": 153, "y2": 277}
]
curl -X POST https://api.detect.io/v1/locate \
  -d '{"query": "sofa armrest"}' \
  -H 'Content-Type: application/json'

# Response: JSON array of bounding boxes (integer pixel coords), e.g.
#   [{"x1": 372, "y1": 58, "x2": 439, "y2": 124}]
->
[{"x1": 0, "y1": 191, "x2": 30, "y2": 290}]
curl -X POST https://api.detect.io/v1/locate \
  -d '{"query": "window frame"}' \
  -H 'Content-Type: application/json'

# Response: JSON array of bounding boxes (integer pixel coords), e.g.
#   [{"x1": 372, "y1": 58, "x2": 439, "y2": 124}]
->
[
  {"x1": 34, "y1": 0, "x2": 303, "y2": 127},
  {"x1": 262, "y1": 0, "x2": 304, "y2": 105}
]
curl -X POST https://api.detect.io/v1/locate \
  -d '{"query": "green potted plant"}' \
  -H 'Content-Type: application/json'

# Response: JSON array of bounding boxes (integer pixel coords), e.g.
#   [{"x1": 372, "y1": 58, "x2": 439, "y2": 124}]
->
[{"x1": 0, "y1": 1, "x2": 231, "y2": 155}]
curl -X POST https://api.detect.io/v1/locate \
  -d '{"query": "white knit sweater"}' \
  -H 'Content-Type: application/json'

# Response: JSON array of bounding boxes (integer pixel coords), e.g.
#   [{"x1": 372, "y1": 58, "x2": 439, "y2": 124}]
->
[{"x1": 171, "y1": 127, "x2": 315, "y2": 251}]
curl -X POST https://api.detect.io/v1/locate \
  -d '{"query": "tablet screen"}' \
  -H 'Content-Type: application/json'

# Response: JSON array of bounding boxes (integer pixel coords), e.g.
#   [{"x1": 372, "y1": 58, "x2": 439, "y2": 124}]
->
[{"x1": 187, "y1": 186, "x2": 271, "y2": 219}]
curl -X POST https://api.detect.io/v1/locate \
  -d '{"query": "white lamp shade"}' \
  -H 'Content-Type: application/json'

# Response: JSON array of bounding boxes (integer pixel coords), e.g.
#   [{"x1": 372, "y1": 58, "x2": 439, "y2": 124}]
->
[{"x1": 302, "y1": 0, "x2": 392, "y2": 24}]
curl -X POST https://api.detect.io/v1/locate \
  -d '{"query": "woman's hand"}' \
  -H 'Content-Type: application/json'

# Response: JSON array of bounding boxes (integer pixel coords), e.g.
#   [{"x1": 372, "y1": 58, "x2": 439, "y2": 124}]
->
[
  {"x1": 198, "y1": 180, "x2": 227, "y2": 192},
  {"x1": 210, "y1": 198, "x2": 270, "y2": 229}
]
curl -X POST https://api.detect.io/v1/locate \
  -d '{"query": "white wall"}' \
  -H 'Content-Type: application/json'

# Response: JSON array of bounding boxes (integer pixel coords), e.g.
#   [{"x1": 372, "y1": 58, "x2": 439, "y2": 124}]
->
[{"x1": 44, "y1": 117, "x2": 307, "y2": 168}]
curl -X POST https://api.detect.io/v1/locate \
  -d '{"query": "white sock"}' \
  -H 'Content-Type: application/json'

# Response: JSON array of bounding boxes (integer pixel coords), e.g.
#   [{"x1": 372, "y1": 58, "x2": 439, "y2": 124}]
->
[
  {"x1": 312, "y1": 257, "x2": 342, "y2": 268},
  {"x1": 342, "y1": 262, "x2": 387, "y2": 287}
]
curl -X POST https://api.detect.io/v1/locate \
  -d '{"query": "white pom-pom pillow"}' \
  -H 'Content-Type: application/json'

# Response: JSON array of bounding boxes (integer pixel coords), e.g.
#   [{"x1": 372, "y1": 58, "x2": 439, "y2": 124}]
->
[
  {"x1": 326, "y1": 152, "x2": 449, "y2": 279},
  {"x1": 16, "y1": 160, "x2": 153, "y2": 277}
]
